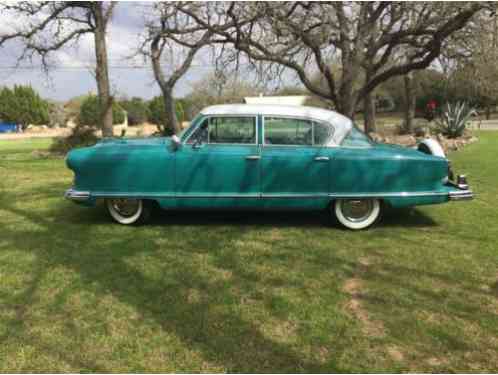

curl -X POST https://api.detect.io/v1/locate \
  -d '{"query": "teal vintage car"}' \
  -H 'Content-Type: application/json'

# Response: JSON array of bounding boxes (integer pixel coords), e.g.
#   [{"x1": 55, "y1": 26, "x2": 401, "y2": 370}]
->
[{"x1": 65, "y1": 104, "x2": 473, "y2": 229}]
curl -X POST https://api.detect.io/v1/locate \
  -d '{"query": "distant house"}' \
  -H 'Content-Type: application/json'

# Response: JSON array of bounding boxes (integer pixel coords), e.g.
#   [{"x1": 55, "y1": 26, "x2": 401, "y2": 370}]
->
[
  {"x1": 0, "y1": 122, "x2": 19, "y2": 133},
  {"x1": 244, "y1": 95, "x2": 309, "y2": 106}
]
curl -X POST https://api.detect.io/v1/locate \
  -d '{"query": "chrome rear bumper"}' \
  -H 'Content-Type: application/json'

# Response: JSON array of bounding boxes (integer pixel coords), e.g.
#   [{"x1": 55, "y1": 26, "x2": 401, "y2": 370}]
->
[
  {"x1": 64, "y1": 188, "x2": 91, "y2": 202},
  {"x1": 446, "y1": 174, "x2": 473, "y2": 201}
]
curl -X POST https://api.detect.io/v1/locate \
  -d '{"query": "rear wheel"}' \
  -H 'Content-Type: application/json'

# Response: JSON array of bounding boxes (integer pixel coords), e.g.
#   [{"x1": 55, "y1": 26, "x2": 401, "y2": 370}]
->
[
  {"x1": 106, "y1": 198, "x2": 151, "y2": 225},
  {"x1": 334, "y1": 198, "x2": 381, "y2": 230}
]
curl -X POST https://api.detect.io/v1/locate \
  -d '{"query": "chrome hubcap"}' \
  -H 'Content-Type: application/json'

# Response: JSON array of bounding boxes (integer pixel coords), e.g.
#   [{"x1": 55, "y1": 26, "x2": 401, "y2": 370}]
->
[
  {"x1": 341, "y1": 200, "x2": 373, "y2": 222},
  {"x1": 110, "y1": 199, "x2": 140, "y2": 217}
]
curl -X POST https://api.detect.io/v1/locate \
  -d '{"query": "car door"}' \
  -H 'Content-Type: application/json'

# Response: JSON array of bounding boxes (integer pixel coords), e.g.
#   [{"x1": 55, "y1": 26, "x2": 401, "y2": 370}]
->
[
  {"x1": 260, "y1": 116, "x2": 332, "y2": 208},
  {"x1": 175, "y1": 115, "x2": 260, "y2": 208}
]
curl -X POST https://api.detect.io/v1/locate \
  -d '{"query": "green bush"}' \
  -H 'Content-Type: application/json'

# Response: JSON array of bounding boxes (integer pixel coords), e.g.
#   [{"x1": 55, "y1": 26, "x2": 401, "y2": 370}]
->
[
  {"x1": 435, "y1": 102, "x2": 476, "y2": 138},
  {"x1": 119, "y1": 97, "x2": 149, "y2": 125},
  {"x1": 50, "y1": 127, "x2": 99, "y2": 155},
  {"x1": 147, "y1": 96, "x2": 184, "y2": 127},
  {"x1": 78, "y1": 95, "x2": 125, "y2": 126},
  {"x1": 0, "y1": 85, "x2": 49, "y2": 128}
]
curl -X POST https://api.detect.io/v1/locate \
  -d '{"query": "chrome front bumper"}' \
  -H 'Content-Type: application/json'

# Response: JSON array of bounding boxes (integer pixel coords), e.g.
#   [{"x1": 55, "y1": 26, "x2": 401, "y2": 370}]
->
[
  {"x1": 448, "y1": 189, "x2": 474, "y2": 201},
  {"x1": 64, "y1": 188, "x2": 91, "y2": 202}
]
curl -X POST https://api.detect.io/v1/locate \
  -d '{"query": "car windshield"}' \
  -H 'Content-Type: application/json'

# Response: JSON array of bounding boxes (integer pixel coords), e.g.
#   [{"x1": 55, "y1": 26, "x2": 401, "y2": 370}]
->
[
  {"x1": 341, "y1": 124, "x2": 373, "y2": 147},
  {"x1": 178, "y1": 114, "x2": 202, "y2": 141}
]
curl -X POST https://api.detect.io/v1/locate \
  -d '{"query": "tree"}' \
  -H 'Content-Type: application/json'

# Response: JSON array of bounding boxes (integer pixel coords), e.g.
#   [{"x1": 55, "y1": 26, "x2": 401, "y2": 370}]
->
[
  {"x1": 0, "y1": 85, "x2": 49, "y2": 129},
  {"x1": 119, "y1": 98, "x2": 150, "y2": 126},
  {"x1": 177, "y1": 2, "x2": 484, "y2": 131},
  {"x1": 443, "y1": 9, "x2": 498, "y2": 119},
  {"x1": 79, "y1": 95, "x2": 124, "y2": 127},
  {"x1": 139, "y1": 3, "x2": 218, "y2": 135},
  {"x1": 0, "y1": 2, "x2": 117, "y2": 136}
]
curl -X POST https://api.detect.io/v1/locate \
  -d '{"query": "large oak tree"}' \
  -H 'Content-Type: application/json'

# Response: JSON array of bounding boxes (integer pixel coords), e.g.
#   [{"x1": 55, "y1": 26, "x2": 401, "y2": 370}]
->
[{"x1": 175, "y1": 2, "x2": 484, "y2": 131}]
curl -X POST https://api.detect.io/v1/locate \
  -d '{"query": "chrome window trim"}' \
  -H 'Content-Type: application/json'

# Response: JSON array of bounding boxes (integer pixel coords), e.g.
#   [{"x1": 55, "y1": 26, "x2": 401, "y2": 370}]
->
[
  {"x1": 183, "y1": 115, "x2": 258, "y2": 146},
  {"x1": 261, "y1": 115, "x2": 337, "y2": 148}
]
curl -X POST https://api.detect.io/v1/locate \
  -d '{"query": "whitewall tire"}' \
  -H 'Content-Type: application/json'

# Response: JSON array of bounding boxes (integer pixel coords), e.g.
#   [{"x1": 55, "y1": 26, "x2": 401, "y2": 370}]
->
[
  {"x1": 334, "y1": 198, "x2": 381, "y2": 230},
  {"x1": 106, "y1": 198, "x2": 150, "y2": 225}
]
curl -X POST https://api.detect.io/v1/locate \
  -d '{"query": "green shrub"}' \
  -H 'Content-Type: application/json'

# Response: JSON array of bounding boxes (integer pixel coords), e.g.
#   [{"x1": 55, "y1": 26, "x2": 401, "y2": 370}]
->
[
  {"x1": 0, "y1": 85, "x2": 49, "y2": 128},
  {"x1": 78, "y1": 95, "x2": 125, "y2": 126},
  {"x1": 119, "y1": 97, "x2": 149, "y2": 125},
  {"x1": 435, "y1": 102, "x2": 476, "y2": 138},
  {"x1": 147, "y1": 96, "x2": 184, "y2": 127},
  {"x1": 50, "y1": 127, "x2": 99, "y2": 155}
]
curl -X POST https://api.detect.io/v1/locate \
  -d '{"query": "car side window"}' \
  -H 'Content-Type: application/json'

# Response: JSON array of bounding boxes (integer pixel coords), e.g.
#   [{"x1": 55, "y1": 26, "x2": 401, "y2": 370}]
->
[
  {"x1": 187, "y1": 116, "x2": 256, "y2": 145},
  {"x1": 264, "y1": 117, "x2": 333, "y2": 146},
  {"x1": 264, "y1": 117, "x2": 312, "y2": 145}
]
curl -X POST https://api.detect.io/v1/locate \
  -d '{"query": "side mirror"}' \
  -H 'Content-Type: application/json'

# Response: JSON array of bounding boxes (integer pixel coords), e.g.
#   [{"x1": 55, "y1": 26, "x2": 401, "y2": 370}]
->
[
  {"x1": 192, "y1": 138, "x2": 204, "y2": 149},
  {"x1": 171, "y1": 134, "x2": 181, "y2": 151}
]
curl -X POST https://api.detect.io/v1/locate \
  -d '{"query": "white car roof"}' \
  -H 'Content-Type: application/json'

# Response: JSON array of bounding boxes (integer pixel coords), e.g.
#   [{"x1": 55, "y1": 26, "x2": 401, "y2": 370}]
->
[{"x1": 200, "y1": 104, "x2": 353, "y2": 146}]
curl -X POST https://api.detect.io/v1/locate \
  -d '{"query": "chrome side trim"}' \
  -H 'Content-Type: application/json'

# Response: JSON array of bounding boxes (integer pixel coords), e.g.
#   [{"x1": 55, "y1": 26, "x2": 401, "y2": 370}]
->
[
  {"x1": 86, "y1": 190, "x2": 452, "y2": 199},
  {"x1": 64, "y1": 188, "x2": 91, "y2": 201},
  {"x1": 448, "y1": 189, "x2": 474, "y2": 201}
]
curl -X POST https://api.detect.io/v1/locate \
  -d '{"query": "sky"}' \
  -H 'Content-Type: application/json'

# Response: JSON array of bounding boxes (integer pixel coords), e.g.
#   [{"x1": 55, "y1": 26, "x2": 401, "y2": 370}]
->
[{"x1": 0, "y1": 3, "x2": 218, "y2": 102}]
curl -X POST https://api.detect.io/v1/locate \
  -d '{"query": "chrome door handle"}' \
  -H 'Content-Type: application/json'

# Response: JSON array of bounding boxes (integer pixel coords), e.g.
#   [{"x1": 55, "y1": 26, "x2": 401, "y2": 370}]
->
[
  {"x1": 314, "y1": 156, "x2": 330, "y2": 161},
  {"x1": 246, "y1": 155, "x2": 261, "y2": 160}
]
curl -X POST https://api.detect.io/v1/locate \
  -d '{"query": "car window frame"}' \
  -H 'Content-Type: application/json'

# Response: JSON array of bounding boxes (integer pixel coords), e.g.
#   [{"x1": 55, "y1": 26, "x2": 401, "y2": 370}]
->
[
  {"x1": 183, "y1": 115, "x2": 258, "y2": 146},
  {"x1": 262, "y1": 115, "x2": 335, "y2": 147}
]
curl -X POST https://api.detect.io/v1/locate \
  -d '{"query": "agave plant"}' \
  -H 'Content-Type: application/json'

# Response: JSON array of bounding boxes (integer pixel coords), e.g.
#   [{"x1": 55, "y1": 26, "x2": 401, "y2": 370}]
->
[{"x1": 435, "y1": 102, "x2": 476, "y2": 138}]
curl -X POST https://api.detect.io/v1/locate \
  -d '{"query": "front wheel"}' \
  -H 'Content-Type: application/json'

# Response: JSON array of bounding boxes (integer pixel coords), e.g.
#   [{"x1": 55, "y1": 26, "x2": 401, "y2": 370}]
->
[
  {"x1": 334, "y1": 198, "x2": 381, "y2": 230},
  {"x1": 106, "y1": 198, "x2": 151, "y2": 225}
]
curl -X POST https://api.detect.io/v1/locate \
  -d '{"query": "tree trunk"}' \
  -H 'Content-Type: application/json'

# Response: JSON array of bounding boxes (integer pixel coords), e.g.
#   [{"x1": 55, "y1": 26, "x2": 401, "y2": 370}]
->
[
  {"x1": 338, "y1": 68, "x2": 357, "y2": 120},
  {"x1": 337, "y1": 84, "x2": 357, "y2": 120},
  {"x1": 404, "y1": 72, "x2": 415, "y2": 134},
  {"x1": 150, "y1": 36, "x2": 180, "y2": 136},
  {"x1": 486, "y1": 105, "x2": 491, "y2": 120},
  {"x1": 162, "y1": 88, "x2": 179, "y2": 136},
  {"x1": 93, "y1": 4, "x2": 113, "y2": 137},
  {"x1": 364, "y1": 92, "x2": 376, "y2": 133}
]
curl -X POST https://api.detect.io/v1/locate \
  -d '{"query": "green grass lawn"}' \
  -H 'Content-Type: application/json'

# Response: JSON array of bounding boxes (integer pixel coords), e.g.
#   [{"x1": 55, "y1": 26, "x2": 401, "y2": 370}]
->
[{"x1": 0, "y1": 134, "x2": 497, "y2": 372}]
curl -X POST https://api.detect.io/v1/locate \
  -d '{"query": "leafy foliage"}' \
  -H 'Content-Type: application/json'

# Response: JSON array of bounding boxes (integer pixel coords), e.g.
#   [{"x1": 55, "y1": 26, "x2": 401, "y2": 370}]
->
[
  {"x1": 0, "y1": 85, "x2": 49, "y2": 128},
  {"x1": 78, "y1": 95, "x2": 125, "y2": 126},
  {"x1": 435, "y1": 102, "x2": 476, "y2": 138},
  {"x1": 50, "y1": 126, "x2": 99, "y2": 154},
  {"x1": 147, "y1": 96, "x2": 185, "y2": 126},
  {"x1": 119, "y1": 97, "x2": 150, "y2": 126}
]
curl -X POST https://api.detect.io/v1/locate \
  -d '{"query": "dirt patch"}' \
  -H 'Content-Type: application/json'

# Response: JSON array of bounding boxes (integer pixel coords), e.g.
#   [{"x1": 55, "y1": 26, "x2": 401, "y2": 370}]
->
[
  {"x1": 387, "y1": 346, "x2": 405, "y2": 362},
  {"x1": 186, "y1": 288, "x2": 202, "y2": 304},
  {"x1": 426, "y1": 357, "x2": 449, "y2": 366},
  {"x1": 342, "y1": 257, "x2": 386, "y2": 337}
]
